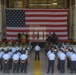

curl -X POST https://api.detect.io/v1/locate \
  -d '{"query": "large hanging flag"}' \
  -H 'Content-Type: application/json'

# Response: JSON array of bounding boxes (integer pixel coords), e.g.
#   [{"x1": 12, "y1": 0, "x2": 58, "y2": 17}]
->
[{"x1": 6, "y1": 9, "x2": 68, "y2": 42}]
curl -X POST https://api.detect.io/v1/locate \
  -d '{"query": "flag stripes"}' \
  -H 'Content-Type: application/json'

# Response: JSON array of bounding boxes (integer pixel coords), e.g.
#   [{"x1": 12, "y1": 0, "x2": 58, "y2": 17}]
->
[{"x1": 6, "y1": 9, "x2": 68, "y2": 42}]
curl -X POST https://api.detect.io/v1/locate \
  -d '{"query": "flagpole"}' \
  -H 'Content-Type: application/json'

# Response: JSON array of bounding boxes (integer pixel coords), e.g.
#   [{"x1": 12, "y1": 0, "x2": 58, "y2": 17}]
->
[{"x1": 22, "y1": 0, "x2": 25, "y2": 8}]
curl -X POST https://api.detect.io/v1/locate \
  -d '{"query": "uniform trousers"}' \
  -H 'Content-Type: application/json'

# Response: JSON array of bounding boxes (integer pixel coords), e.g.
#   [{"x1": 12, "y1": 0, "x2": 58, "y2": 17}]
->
[
  {"x1": 0, "y1": 59, "x2": 2, "y2": 70},
  {"x1": 9, "y1": 58, "x2": 12, "y2": 69},
  {"x1": 71, "y1": 61, "x2": 76, "y2": 73},
  {"x1": 67, "y1": 58, "x2": 71, "y2": 69},
  {"x1": 20, "y1": 61, "x2": 27, "y2": 73},
  {"x1": 67, "y1": 57, "x2": 69, "y2": 69},
  {"x1": 60, "y1": 60, "x2": 65, "y2": 73},
  {"x1": 57, "y1": 58, "x2": 60, "y2": 71},
  {"x1": 13, "y1": 61, "x2": 19, "y2": 73},
  {"x1": 47, "y1": 60, "x2": 54, "y2": 73},
  {"x1": 4, "y1": 61, "x2": 9, "y2": 73},
  {"x1": 35, "y1": 51, "x2": 40, "y2": 60}
]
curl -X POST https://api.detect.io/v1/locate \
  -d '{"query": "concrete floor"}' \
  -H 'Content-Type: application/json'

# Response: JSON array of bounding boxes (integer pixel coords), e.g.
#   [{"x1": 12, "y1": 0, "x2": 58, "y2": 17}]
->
[{"x1": 0, "y1": 48, "x2": 76, "y2": 75}]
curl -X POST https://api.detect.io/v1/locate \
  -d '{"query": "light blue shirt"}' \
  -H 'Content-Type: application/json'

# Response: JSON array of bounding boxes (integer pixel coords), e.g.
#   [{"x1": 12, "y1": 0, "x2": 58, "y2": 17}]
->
[
  {"x1": 59, "y1": 52, "x2": 66, "y2": 60},
  {"x1": 48, "y1": 53, "x2": 55, "y2": 60},
  {"x1": 12, "y1": 47, "x2": 16, "y2": 53},
  {"x1": 3, "y1": 54, "x2": 10, "y2": 60},
  {"x1": 17, "y1": 52, "x2": 21, "y2": 57},
  {"x1": 68, "y1": 52, "x2": 73, "y2": 58},
  {"x1": 12, "y1": 54, "x2": 19, "y2": 60},
  {"x1": 57, "y1": 51, "x2": 62, "y2": 58},
  {"x1": 8, "y1": 51, "x2": 13, "y2": 58},
  {"x1": 47, "y1": 50, "x2": 51, "y2": 56},
  {"x1": 35, "y1": 45, "x2": 41, "y2": 51},
  {"x1": 0, "y1": 51, "x2": 4, "y2": 58},
  {"x1": 70, "y1": 53, "x2": 76, "y2": 61},
  {"x1": 66, "y1": 51, "x2": 70, "y2": 57},
  {"x1": 20, "y1": 54, "x2": 27, "y2": 60}
]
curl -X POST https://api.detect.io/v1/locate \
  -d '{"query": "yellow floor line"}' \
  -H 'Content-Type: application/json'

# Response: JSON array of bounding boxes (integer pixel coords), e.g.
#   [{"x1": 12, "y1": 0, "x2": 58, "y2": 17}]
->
[{"x1": 34, "y1": 60, "x2": 42, "y2": 75}]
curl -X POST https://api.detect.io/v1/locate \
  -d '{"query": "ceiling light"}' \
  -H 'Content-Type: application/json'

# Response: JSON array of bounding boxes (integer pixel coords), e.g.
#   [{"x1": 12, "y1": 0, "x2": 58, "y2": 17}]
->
[{"x1": 53, "y1": 3, "x2": 58, "y2": 5}]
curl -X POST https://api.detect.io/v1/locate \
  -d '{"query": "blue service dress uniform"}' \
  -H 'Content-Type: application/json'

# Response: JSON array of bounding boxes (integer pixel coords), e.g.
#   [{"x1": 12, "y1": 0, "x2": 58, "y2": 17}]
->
[
  {"x1": 12, "y1": 52, "x2": 20, "y2": 73},
  {"x1": 2, "y1": 51, "x2": 10, "y2": 73},
  {"x1": 59, "y1": 51, "x2": 66, "y2": 73},
  {"x1": 20, "y1": 52, "x2": 27, "y2": 73},
  {"x1": 0, "y1": 48, "x2": 4, "y2": 71},
  {"x1": 70, "y1": 52, "x2": 76, "y2": 73},
  {"x1": 34, "y1": 45, "x2": 41, "y2": 60},
  {"x1": 47, "y1": 51, "x2": 55, "y2": 73}
]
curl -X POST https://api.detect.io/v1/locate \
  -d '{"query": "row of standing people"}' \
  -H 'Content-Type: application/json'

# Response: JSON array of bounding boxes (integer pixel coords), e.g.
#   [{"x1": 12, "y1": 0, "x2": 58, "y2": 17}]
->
[
  {"x1": 46, "y1": 43, "x2": 76, "y2": 73},
  {"x1": 0, "y1": 46, "x2": 28, "y2": 73}
]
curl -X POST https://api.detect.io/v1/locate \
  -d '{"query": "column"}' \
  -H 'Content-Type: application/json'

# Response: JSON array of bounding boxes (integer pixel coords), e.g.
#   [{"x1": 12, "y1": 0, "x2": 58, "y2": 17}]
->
[
  {"x1": 74, "y1": 0, "x2": 76, "y2": 40},
  {"x1": 22, "y1": 0, "x2": 25, "y2": 8},
  {"x1": 52, "y1": 0, "x2": 53, "y2": 8},
  {"x1": 69, "y1": 0, "x2": 72, "y2": 39},
  {"x1": 0, "y1": 0, "x2": 2, "y2": 40}
]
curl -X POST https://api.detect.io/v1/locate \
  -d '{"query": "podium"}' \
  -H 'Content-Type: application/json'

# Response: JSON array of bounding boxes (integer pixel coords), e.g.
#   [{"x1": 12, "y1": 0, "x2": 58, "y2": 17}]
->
[{"x1": 21, "y1": 34, "x2": 26, "y2": 44}]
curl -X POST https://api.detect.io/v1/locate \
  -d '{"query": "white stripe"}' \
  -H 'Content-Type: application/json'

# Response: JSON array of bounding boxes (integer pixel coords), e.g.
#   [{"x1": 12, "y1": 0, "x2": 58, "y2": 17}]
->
[
  {"x1": 59, "y1": 37, "x2": 68, "y2": 40},
  {"x1": 7, "y1": 37, "x2": 17, "y2": 40},
  {"x1": 7, "y1": 32, "x2": 67, "y2": 35},
  {"x1": 25, "y1": 12, "x2": 67, "y2": 15},
  {"x1": 7, "y1": 27, "x2": 67, "y2": 30},
  {"x1": 26, "y1": 22, "x2": 67, "y2": 25},
  {"x1": 46, "y1": 32, "x2": 68, "y2": 35},
  {"x1": 26, "y1": 17, "x2": 67, "y2": 20}
]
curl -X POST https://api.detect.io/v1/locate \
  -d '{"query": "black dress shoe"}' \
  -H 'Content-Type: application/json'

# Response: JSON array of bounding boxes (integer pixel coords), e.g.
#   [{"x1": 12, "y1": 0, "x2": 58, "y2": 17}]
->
[
  {"x1": 70, "y1": 72, "x2": 73, "y2": 73},
  {"x1": 17, "y1": 71, "x2": 19, "y2": 73},
  {"x1": 47, "y1": 72, "x2": 49, "y2": 73},
  {"x1": 52, "y1": 72, "x2": 53, "y2": 73},
  {"x1": 24, "y1": 71, "x2": 27, "y2": 73},
  {"x1": 7, "y1": 71, "x2": 9, "y2": 73}
]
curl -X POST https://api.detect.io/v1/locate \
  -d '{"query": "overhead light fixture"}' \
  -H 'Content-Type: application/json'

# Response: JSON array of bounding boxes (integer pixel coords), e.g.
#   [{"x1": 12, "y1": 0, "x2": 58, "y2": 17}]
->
[
  {"x1": 53, "y1": 3, "x2": 58, "y2": 5},
  {"x1": 41, "y1": 4, "x2": 51, "y2": 5},
  {"x1": 29, "y1": 4, "x2": 52, "y2": 6}
]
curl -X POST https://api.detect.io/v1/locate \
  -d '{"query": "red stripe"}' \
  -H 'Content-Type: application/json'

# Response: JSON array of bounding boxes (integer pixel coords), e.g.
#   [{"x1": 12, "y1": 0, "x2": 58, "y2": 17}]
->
[
  {"x1": 7, "y1": 30, "x2": 29, "y2": 32},
  {"x1": 26, "y1": 15, "x2": 67, "y2": 17},
  {"x1": 25, "y1": 10, "x2": 68, "y2": 12},
  {"x1": 7, "y1": 9, "x2": 68, "y2": 42},
  {"x1": 26, "y1": 24, "x2": 67, "y2": 27},
  {"x1": 26, "y1": 20, "x2": 67, "y2": 22}
]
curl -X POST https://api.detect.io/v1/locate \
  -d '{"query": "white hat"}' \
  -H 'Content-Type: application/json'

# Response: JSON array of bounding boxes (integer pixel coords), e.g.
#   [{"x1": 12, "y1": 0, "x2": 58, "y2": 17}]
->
[
  {"x1": 0, "y1": 47, "x2": 2, "y2": 51},
  {"x1": 20, "y1": 47, "x2": 22, "y2": 50},
  {"x1": 23, "y1": 48, "x2": 25, "y2": 50},
  {"x1": 3, "y1": 47, "x2": 8, "y2": 51},
  {"x1": 61, "y1": 47, "x2": 65, "y2": 51},
  {"x1": 9, "y1": 47, "x2": 12, "y2": 50},
  {"x1": 16, "y1": 47, "x2": 19, "y2": 51}
]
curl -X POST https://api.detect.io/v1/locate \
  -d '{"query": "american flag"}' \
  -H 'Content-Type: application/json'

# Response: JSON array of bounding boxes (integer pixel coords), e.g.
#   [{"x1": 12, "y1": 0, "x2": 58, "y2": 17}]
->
[{"x1": 6, "y1": 9, "x2": 68, "y2": 42}]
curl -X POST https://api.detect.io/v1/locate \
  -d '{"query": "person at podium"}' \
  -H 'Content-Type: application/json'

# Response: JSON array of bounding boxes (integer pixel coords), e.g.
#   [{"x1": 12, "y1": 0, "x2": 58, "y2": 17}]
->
[
  {"x1": 18, "y1": 32, "x2": 21, "y2": 45},
  {"x1": 25, "y1": 32, "x2": 29, "y2": 44},
  {"x1": 21, "y1": 32, "x2": 26, "y2": 45}
]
